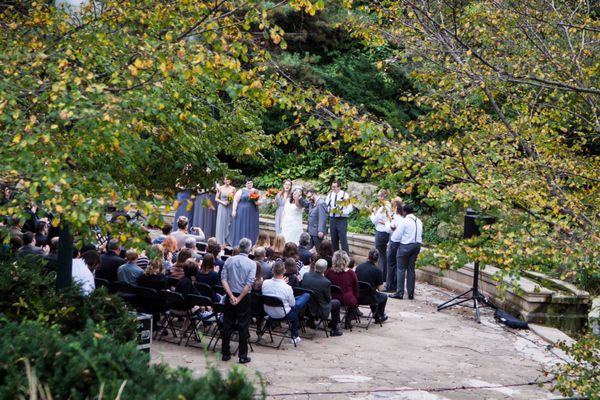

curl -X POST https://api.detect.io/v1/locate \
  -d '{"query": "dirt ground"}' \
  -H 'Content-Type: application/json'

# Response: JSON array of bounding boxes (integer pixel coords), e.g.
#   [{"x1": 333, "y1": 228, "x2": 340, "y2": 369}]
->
[{"x1": 151, "y1": 282, "x2": 564, "y2": 399}]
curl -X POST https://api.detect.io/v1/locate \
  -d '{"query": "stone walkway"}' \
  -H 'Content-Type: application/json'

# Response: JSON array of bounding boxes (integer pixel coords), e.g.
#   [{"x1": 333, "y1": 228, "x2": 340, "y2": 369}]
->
[{"x1": 151, "y1": 282, "x2": 565, "y2": 399}]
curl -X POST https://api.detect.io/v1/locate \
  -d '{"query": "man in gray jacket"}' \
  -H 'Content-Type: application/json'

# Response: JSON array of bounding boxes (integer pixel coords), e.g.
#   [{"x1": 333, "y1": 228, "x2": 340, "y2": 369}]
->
[{"x1": 306, "y1": 189, "x2": 327, "y2": 250}]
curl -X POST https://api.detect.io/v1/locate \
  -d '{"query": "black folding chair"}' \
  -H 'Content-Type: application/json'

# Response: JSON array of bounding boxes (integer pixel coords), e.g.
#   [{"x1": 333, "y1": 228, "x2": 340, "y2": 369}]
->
[
  {"x1": 167, "y1": 276, "x2": 179, "y2": 290},
  {"x1": 331, "y1": 284, "x2": 353, "y2": 331},
  {"x1": 137, "y1": 286, "x2": 174, "y2": 339},
  {"x1": 261, "y1": 294, "x2": 297, "y2": 349},
  {"x1": 194, "y1": 282, "x2": 218, "y2": 302},
  {"x1": 94, "y1": 277, "x2": 111, "y2": 291},
  {"x1": 160, "y1": 290, "x2": 193, "y2": 345},
  {"x1": 292, "y1": 287, "x2": 314, "y2": 336},
  {"x1": 357, "y1": 281, "x2": 382, "y2": 330},
  {"x1": 196, "y1": 242, "x2": 208, "y2": 253},
  {"x1": 184, "y1": 294, "x2": 214, "y2": 348},
  {"x1": 115, "y1": 281, "x2": 139, "y2": 308},
  {"x1": 223, "y1": 247, "x2": 233, "y2": 256}
]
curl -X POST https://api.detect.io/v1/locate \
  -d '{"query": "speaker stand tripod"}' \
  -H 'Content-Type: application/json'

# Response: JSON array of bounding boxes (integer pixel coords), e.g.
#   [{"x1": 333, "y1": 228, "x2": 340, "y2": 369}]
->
[{"x1": 436, "y1": 262, "x2": 496, "y2": 323}]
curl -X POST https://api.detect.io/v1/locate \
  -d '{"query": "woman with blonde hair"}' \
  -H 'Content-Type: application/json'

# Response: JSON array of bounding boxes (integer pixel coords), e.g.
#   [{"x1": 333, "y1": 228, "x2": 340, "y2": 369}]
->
[
  {"x1": 271, "y1": 234, "x2": 286, "y2": 260},
  {"x1": 325, "y1": 250, "x2": 359, "y2": 330},
  {"x1": 138, "y1": 258, "x2": 168, "y2": 291},
  {"x1": 254, "y1": 231, "x2": 271, "y2": 250}
]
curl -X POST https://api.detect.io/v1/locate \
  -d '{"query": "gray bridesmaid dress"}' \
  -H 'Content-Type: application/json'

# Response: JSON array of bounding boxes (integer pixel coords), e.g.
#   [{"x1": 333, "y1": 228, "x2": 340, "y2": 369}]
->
[{"x1": 215, "y1": 190, "x2": 233, "y2": 245}]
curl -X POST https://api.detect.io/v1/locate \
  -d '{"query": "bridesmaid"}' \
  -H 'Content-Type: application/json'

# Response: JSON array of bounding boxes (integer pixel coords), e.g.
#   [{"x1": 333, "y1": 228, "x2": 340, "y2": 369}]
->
[
  {"x1": 215, "y1": 176, "x2": 236, "y2": 246},
  {"x1": 230, "y1": 177, "x2": 260, "y2": 246},
  {"x1": 274, "y1": 179, "x2": 292, "y2": 235}
]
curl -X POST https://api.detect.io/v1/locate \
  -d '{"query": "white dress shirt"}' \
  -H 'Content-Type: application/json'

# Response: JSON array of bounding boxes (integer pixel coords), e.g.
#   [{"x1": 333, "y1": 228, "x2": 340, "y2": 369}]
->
[
  {"x1": 72, "y1": 258, "x2": 95, "y2": 295},
  {"x1": 370, "y1": 202, "x2": 392, "y2": 233},
  {"x1": 262, "y1": 278, "x2": 295, "y2": 318},
  {"x1": 391, "y1": 214, "x2": 423, "y2": 244},
  {"x1": 326, "y1": 190, "x2": 353, "y2": 217},
  {"x1": 385, "y1": 214, "x2": 404, "y2": 239}
]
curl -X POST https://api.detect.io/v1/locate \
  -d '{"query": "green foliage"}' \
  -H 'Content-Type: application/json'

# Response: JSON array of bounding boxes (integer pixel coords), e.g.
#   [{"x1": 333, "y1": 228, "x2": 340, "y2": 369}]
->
[
  {"x1": 0, "y1": 255, "x2": 137, "y2": 342},
  {"x1": 0, "y1": 320, "x2": 257, "y2": 400},
  {"x1": 347, "y1": 209, "x2": 373, "y2": 235},
  {"x1": 550, "y1": 333, "x2": 600, "y2": 400}
]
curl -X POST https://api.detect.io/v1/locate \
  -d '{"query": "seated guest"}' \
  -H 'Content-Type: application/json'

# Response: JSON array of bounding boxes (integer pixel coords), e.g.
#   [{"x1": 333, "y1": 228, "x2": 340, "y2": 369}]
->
[
  {"x1": 96, "y1": 239, "x2": 125, "y2": 283},
  {"x1": 284, "y1": 257, "x2": 301, "y2": 288},
  {"x1": 17, "y1": 232, "x2": 45, "y2": 259},
  {"x1": 43, "y1": 237, "x2": 60, "y2": 272},
  {"x1": 183, "y1": 236, "x2": 203, "y2": 262},
  {"x1": 283, "y1": 242, "x2": 304, "y2": 271},
  {"x1": 271, "y1": 234, "x2": 286, "y2": 260},
  {"x1": 162, "y1": 235, "x2": 178, "y2": 263},
  {"x1": 262, "y1": 260, "x2": 311, "y2": 345},
  {"x1": 252, "y1": 261, "x2": 264, "y2": 292},
  {"x1": 35, "y1": 220, "x2": 49, "y2": 247},
  {"x1": 254, "y1": 231, "x2": 271, "y2": 250},
  {"x1": 9, "y1": 235, "x2": 23, "y2": 255},
  {"x1": 325, "y1": 250, "x2": 359, "y2": 330},
  {"x1": 355, "y1": 248, "x2": 388, "y2": 323},
  {"x1": 254, "y1": 247, "x2": 272, "y2": 279},
  {"x1": 136, "y1": 249, "x2": 150, "y2": 270},
  {"x1": 317, "y1": 240, "x2": 334, "y2": 269},
  {"x1": 175, "y1": 260, "x2": 199, "y2": 298},
  {"x1": 196, "y1": 253, "x2": 220, "y2": 287},
  {"x1": 137, "y1": 258, "x2": 168, "y2": 291},
  {"x1": 301, "y1": 259, "x2": 343, "y2": 336},
  {"x1": 72, "y1": 250, "x2": 101, "y2": 295},
  {"x1": 170, "y1": 248, "x2": 193, "y2": 279},
  {"x1": 117, "y1": 249, "x2": 144, "y2": 285},
  {"x1": 206, "y1": 238, "x2": 225, "y2": 273},
  {"x1": 152, "y1": 223, "x2": 172, "y2": 245},
  {"x1": 298, "y1": 233, "x2": 313, "y2": 266},
  {"x1": 299, "y1": 253, "x2": 318, "y2": 280}
]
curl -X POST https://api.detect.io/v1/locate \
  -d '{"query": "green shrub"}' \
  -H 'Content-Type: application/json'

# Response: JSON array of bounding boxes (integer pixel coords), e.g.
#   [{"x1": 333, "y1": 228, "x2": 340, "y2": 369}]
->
[
  {"x1": 0, "y1": 320, "x2": 258, "y2": 400},
  {"x1": 0, "y1": 257, "x2": 136, "y2": 342}
]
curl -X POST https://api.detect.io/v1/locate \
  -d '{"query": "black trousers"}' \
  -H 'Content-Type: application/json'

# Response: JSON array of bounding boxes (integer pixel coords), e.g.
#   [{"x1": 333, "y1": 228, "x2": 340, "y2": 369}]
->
[
  {"x1": 370, "y1": 292, "x2": 388, "y2": 318},
  {"x1": 222, "y1": 295, "x2": 251, "y2": 358},
  {"x1": 330, "y1": 217, "x2": 349, "y2": 253},
  {"x1": 385, "y1": 241, "x2": 400, "y2": 292},
  {"x1": 396, "y1": 243, "x2": 421, "y2": 297},
  {"x1": 374, "y1": 231, "x2": 390, "y2": 277}
]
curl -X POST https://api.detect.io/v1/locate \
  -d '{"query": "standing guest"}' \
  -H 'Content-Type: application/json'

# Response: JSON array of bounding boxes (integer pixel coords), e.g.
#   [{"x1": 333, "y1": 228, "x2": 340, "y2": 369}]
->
[
  {"x1": 255, "y1": 231, "x2": 271, "y2": 250},
  {"x1": 306, "y1": 188, "x2": 327, "y2": 249},
  {"x1": 298, "y1": 232, "x2": 313, "y2": 266},
  {"x1": 96, "y1": 239, "x2": 125, "y2": 283},
  {"x1": 220, "y1": 238, "x2": 256, "y2": 364},
  {"x1": 271, "y1": 234, "x2": 286, "y2": 260},
  {"x1": 301, "y1": 258, "x2": 343, "y2": 336},
  {"x1": 171, "y1": 216, "x2": 205, "y2": 250},
  {"x1": 152, "y1": 223, "x2": 172, "y2": 245},
  {"x1": 317, "y1": 240, "x2": 334, "y2": 270},
  {"x1": 325, "y1": 250, "x2": 359, "y2": 330},
  {"x1": 281, "y1": 186, "x2": 305, "y2": 245},
  {"x1": 254, "y1": 247, "x2": 272, "y2": 279},
  {"x1": 274, "y1": 179, "x2": 292, "y2": 235},
  {"x1": 138, "y1": 258, "x2": 168, "y2": 291},
  {"x1": 230, "y1": 178, "x2": 260, "y2": 246},
  {"x1": 215, "y1": 176, "x2": 236, "y2": 246},
  {"x1": 117, "y1": 249, "x2": 143, "y2": 285},
  {"x1": 17, "y1": 232, "x2": 45, "y2": 259},
  {"x1": 170, "y1": 248, "x2": 193, "y2": 279},
  {"x1": 356, "y1": 248, "x2": 388, "y2": 323},
  {"x1": 72, "y1": 250, "x2": 101, "y2": 295},
  {"x1": 325, "y1": 180, "x2": 353, "y2": 253},
  {"x1": 390, "y1": 205, "x2": 423, "y2": 300},
  {"x1": 369, "y1": 190, "x2": 392, "y2": 277},
  {"x1": 34, "y1": 221, "x2": 49, "y2": 247},
  {"x1": 196, "y1": 253, "x2": 220, "y2": 287},
  {"x1": 384, "y1": 199, "x2": 404, "y2": 292},
  {"x1": 262, "y1": 260, "x2": 311, "y2": 345}
]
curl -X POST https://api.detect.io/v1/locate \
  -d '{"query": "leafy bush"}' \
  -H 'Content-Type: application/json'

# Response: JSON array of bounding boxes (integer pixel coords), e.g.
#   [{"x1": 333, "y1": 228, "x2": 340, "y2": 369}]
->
[
  {"x1": 0, "y1": 320, "x2": 258, "y2": 400},
  {"x1": 549, "y1": 333, "x2": 599, "y2": 400},
  {"x1": 0, "y1": 256, "x2": 136, "y2": 342}
]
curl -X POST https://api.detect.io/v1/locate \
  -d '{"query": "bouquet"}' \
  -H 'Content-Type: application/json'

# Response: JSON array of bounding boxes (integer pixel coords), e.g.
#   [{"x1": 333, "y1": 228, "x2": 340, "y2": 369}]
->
[
  {"x1": 226, "y1": 192, "x2": 234, "y2": 203},
  {"x1": 264, "y1": 188, "x2": 278, "y2": 199},
  {"x1": 249, "y1": 190, "x2": 260, "y2": 204}
]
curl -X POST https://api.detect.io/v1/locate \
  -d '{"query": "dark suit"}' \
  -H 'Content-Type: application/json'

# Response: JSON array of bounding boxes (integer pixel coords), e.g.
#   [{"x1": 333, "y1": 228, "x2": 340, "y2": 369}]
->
[
  {"x1": 96, "y1": 252, "x2": 125, "y2": 282},
  {"x1": 17, "y1": 244, "x2": 44, "y2": 259},
  {"x1": 307, "y1": 197, "x2": 327, "y2": 249},
  {"x1": 301, "y1": 271, "x2": 341, "y2": 329}
]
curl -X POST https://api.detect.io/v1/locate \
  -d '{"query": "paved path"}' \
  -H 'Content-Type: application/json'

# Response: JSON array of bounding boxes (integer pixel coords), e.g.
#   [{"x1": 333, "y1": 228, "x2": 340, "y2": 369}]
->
[{"x1": 151, "y1": 282, "x2": 563, "y2": 399}]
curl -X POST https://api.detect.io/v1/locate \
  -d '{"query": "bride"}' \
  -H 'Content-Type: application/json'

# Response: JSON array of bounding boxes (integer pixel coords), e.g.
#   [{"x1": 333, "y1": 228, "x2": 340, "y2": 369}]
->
[{"x1": 281, "y1": 187, "x2": 305, "y2": 245}]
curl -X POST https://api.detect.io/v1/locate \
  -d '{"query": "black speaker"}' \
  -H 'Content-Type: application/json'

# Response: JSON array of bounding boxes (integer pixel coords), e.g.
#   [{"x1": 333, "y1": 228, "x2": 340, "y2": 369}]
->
[{"x1": 463, "y1": 209, "x2": 496, "y2": 239}]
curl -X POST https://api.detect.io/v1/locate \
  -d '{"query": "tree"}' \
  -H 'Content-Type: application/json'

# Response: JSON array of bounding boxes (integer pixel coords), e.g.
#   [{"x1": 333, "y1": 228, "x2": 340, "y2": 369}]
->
[{"x1": 335, "y1": 0, "x2": 600, "y2": 291}]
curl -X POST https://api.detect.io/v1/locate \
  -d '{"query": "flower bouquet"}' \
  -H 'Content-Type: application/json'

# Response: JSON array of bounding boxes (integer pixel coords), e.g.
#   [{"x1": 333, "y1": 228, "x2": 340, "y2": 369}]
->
[
  {"x1": 264, "y1": 188, "x2": 278, "y2": 199},
  {"x1": 226, "y1": 192, "x2": 234, "y2": 203},
  {"x1": 249, "y1": 190, "x2": 260, "y2": 204},
  {"x1": 201, "y1": 197, "x2": 215, "y2": 210}
]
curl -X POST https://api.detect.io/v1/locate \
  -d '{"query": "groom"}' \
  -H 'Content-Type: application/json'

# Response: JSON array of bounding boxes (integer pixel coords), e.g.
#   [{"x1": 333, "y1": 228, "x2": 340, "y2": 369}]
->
[{"x1": 306, "y1": 189, "x2": 327, "y2": 250}]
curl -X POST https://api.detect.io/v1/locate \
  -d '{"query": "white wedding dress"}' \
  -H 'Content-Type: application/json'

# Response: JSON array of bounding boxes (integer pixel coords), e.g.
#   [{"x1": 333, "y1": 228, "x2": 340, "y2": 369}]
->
[{"x1": 281, "y1": 201, "x2": 304, "y2": 245}]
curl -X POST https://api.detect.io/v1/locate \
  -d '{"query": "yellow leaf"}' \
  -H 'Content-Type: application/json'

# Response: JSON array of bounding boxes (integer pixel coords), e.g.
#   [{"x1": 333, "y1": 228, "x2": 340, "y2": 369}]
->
[
  {"x1": 12, "y1": 134, "x2": 21, "y2": 144},
  {"x1": 119, "y1": 234, "x2": 127, "y2": 243}
]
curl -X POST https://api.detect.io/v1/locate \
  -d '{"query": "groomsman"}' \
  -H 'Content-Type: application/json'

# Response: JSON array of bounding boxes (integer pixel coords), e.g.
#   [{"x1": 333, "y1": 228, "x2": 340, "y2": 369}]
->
[
  {"x1": 325, "y1": 180, "x2": 353, "y2": 253},
  {"x1": 306, "y1": 189, "x2": 327, "y2": 250}
]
